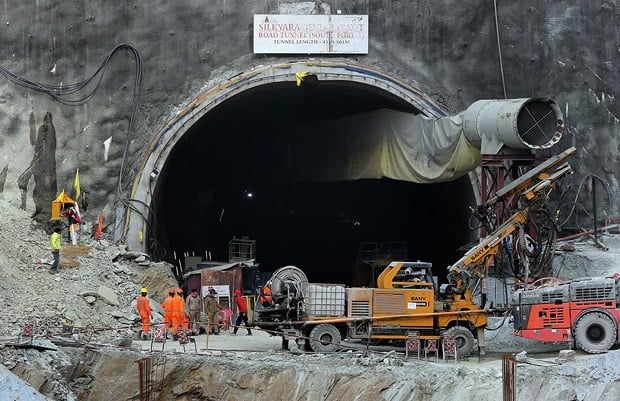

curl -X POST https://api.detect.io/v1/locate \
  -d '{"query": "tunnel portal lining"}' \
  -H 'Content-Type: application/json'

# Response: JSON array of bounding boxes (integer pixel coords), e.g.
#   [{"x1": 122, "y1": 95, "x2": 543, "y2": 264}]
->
[{"x1": 125, "y1": 60, "x2": 450, "y2": 253}]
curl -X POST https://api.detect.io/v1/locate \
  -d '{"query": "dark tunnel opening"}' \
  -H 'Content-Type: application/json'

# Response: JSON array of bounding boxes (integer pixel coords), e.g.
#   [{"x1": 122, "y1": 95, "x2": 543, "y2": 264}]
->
[{"x1": 150, "y1": 79, "x2": 476, "y2": 286}]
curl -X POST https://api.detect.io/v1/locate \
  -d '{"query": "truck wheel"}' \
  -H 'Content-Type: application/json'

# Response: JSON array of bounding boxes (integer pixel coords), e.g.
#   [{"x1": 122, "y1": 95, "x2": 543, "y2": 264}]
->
[
  {"x1": 574, "y1": 312, "x2": 617, "y2": 353},
  {"x1": 445, "y1": 326, "x2": 475, "y2": 357},
  {"x1": 308, "y1": 324, "x2": 341, "y2": 353}
]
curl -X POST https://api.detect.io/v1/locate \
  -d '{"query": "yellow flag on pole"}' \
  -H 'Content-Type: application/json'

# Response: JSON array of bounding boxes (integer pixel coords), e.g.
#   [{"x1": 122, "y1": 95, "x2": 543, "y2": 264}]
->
[{"x1": 74, "y1": 168, "x2": 81, "y2": 200}]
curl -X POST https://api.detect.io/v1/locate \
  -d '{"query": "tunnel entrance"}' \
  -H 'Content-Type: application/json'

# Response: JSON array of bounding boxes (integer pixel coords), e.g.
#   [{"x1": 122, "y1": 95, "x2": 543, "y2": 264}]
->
[{"x1": 142, "y1": 64, "x2": 476, "y2": 286}]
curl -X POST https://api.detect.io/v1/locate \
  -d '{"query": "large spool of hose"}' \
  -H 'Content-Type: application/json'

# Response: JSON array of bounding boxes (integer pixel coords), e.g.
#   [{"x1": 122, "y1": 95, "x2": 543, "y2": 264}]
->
[
  {"x1": 462, "y1": 98, "x2": 564, "y2": 154},
  {"x1": 270, "y1": 265, "x2": 308, "y2": 299}
]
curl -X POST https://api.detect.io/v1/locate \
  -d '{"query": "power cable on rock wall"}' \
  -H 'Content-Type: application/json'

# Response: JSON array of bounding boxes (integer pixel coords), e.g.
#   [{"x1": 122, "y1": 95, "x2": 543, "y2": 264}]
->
[
  {"x1": 493, "y1": 0, "x2": 507, "y2": 99},
  {"x1": 557, "y1": 174, "x2": 613, "y2": 229},
  {"x1": 0, "y1": 43, "x2": 145, "y2": 243}
]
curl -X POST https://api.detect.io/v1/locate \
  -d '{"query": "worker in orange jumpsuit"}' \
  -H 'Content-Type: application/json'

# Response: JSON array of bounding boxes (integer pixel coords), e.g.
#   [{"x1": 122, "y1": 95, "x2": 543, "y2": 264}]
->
[
  {"x1": 161, "y1": 288, "x2": 177, "y2": 338},
  {"x1": 259, "y1": 283, "x2": 273, "y2": 306},
  {"x1": 135, "y1": 288, "x2": 153, "y2": 340},
  {"x1": 174, "y1": 288, "x2": 189, "y2": 332}
]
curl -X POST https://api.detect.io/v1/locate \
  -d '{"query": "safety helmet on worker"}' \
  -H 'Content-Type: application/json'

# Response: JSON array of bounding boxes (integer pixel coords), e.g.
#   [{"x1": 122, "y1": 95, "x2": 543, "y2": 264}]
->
[
  {"x1": 168, "y1": 288, "x2": 176, "y2": 294},
  {"x1": 177, "y1": 288, "x2": 183, "y2": 294},
  {"x1": 140, "y1": 287, "x2": 148, "y2": 294},
  {"x1": 234, "y1": 289, "x2": 241, "y2": 297}
]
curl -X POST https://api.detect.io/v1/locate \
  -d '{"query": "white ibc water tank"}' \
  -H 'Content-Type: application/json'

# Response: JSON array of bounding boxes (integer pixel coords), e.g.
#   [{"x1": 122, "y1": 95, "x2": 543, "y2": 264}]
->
[{"x1": 306, "y1": 283, "x2": 346, "y2": 317}]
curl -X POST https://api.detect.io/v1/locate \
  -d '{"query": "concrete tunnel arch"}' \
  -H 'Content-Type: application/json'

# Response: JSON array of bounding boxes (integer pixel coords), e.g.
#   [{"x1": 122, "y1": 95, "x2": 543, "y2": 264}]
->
[{"x1": 125, "y1": 60, "x2": 478, "y2": 285}]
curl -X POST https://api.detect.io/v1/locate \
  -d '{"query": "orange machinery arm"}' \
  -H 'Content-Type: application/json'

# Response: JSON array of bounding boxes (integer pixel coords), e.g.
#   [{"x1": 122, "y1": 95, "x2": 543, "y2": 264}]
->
[
  {"x1": 446, "y1": 146, "x2": 576, "y2": 294},
  {"x1": 447, "y1": 210, "x2": 527, "y2": 293}
]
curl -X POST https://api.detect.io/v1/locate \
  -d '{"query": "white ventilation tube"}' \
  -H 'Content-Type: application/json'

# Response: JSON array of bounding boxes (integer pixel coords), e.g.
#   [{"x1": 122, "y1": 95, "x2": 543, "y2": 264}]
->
[{"x1": 461, "y1": 98, "x2": 564, "y2": 154}]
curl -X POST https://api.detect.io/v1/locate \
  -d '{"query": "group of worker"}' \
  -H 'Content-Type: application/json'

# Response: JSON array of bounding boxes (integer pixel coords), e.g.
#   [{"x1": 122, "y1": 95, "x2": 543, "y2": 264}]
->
[
  {"x1": 135, "y1": 286, "x2": 253, "y2": 340},
  {"x1": 135, "y1": 287, "x2": 194, "y2": 340},
  {"x1": 161, "y1": 287, "x2": 192, "y2": 339}
]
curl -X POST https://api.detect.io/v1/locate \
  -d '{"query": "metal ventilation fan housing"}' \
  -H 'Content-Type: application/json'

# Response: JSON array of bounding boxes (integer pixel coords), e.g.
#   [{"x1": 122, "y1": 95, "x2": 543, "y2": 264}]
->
[{"x1": 462, "y1": 98, "x2": 564, "y2": 154}]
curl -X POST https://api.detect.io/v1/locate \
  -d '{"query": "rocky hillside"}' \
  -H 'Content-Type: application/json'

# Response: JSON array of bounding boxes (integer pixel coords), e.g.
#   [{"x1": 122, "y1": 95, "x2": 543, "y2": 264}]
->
[{"x1": 0, "y1": 196, "x2": 178, "y2": 340}]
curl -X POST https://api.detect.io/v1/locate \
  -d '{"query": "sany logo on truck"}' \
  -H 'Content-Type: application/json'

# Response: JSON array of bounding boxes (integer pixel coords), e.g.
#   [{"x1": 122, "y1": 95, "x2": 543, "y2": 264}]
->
[{"x1": 408, "y1": 296, "x2": 428, "y2": 308}]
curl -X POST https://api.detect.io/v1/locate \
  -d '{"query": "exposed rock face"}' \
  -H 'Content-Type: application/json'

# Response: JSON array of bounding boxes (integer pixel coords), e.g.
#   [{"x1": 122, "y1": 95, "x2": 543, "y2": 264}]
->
[
  {"x1": 0, "y1": 0, "x2": 616, "y2": 250},
  {"x1": 17, "y1": 112, "x2": 57, "y2": 218},
  {"x1": 14, "y1": 347, "x2": 619, "y2": 401},
  {"x1": 31, "y1": 112, "x2": 57, "y2": 219},
  {"x1": 0, "y1": 164, "x2": 8, "y2": 195},
  {"x1": 0, "y1": 364, "x2": 51, "y2": 401}
]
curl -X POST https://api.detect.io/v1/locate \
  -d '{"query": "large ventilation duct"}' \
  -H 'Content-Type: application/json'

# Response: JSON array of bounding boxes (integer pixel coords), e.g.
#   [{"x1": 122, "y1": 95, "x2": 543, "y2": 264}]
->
[
  {"x1": 281, "y1": 97, "x2": 565, "y2": 184},
  {"x1": 461, "y1": 98, "x2": 564, "y2": 155}
]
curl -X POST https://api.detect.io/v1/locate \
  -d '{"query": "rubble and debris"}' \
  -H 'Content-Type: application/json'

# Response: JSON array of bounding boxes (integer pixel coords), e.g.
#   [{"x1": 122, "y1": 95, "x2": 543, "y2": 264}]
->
[{"x1": 0, "y1": 195, "x2": 619, "y2": 400}]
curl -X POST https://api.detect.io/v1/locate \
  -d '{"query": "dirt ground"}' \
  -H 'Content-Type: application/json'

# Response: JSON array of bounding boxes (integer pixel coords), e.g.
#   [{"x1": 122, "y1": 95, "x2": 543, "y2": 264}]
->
[{"x1": 0, "y1": 194, "x2": 619, "y2": 400}]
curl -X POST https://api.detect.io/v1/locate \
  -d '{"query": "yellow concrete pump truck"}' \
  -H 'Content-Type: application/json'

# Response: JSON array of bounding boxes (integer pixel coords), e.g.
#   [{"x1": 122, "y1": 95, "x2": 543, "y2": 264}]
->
[{"x1": 253, "y1": 147, "x2": 576, "y2": 356}]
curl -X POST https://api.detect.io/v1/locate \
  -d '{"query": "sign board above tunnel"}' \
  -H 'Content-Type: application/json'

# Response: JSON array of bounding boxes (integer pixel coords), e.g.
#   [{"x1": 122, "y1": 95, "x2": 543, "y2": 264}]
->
[{"x1": 253, "y1": 14, "x2": 368, "y2": 54}]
